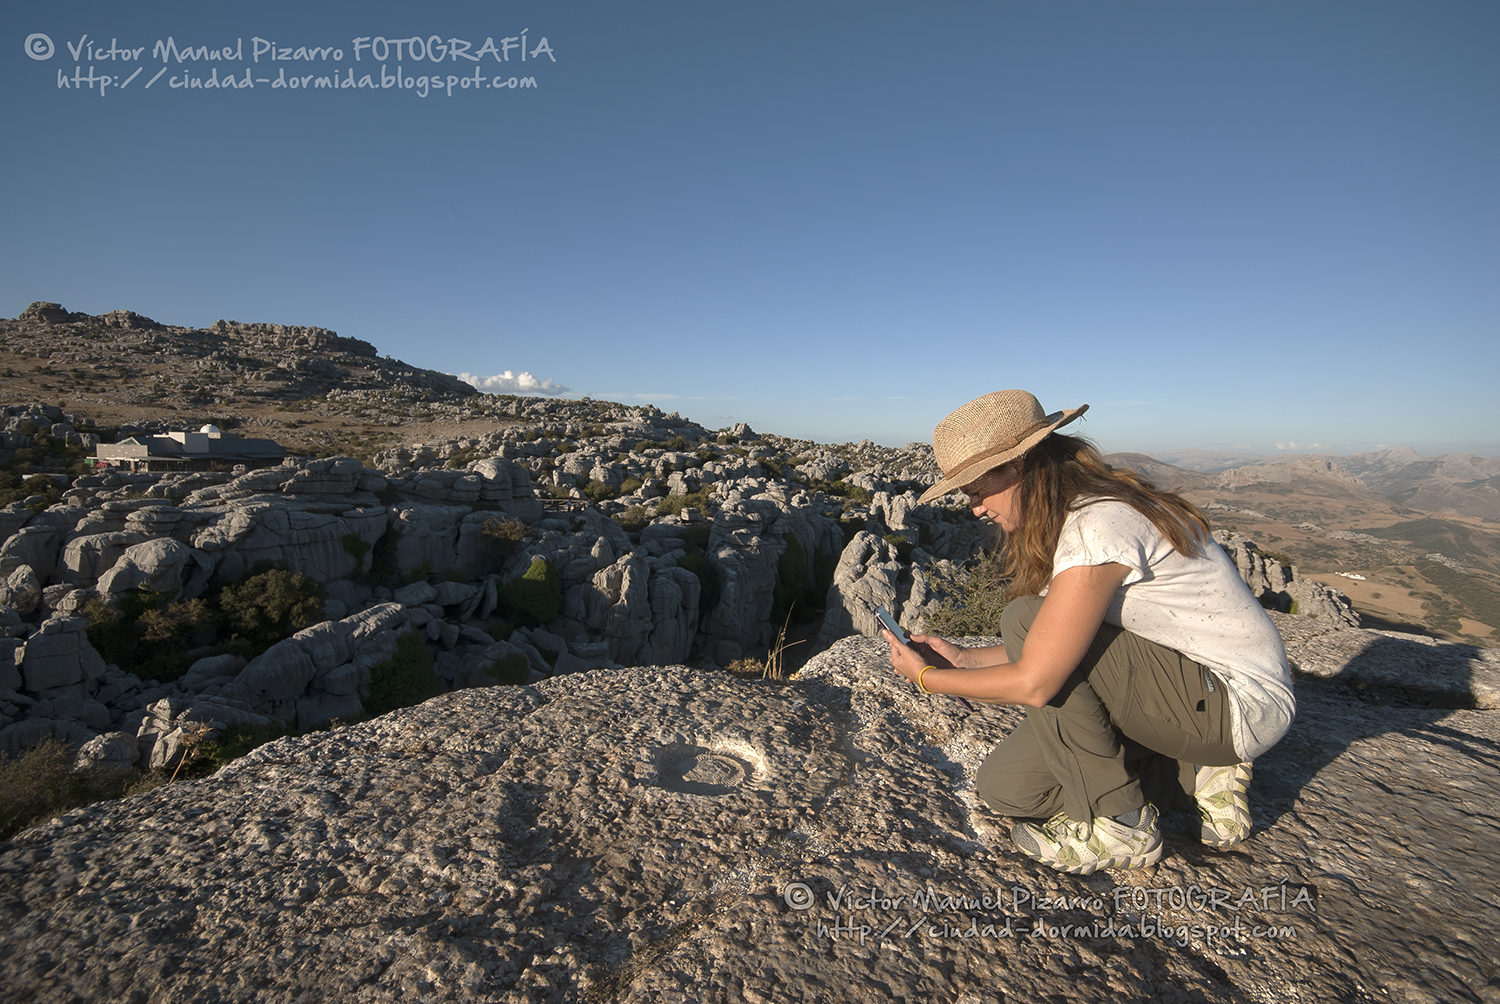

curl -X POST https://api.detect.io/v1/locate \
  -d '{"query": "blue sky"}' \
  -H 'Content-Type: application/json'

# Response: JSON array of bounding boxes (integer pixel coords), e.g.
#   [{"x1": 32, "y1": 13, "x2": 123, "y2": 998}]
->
[{"x1": 2, "y1": 2, "x2": 1496, "y2": 456}]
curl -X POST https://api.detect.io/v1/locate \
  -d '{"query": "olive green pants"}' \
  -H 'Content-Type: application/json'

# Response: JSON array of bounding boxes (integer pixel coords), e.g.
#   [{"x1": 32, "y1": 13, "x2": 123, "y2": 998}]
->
[{"x1": 975, "y1": 595, "x2": 1241, "y2": 824}]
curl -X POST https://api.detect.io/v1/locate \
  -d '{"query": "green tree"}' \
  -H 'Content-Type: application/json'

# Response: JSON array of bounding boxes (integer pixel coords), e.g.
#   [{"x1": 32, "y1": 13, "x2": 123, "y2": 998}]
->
[{"x1": 219, "y1": 568, "x2": 325, "y2": 646}]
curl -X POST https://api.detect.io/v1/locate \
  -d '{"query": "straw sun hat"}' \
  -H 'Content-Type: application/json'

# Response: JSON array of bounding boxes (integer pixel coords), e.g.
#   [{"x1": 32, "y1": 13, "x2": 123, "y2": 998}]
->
[{"x1": 917, "y1": 390, "x2": 1088, "y2": 505}]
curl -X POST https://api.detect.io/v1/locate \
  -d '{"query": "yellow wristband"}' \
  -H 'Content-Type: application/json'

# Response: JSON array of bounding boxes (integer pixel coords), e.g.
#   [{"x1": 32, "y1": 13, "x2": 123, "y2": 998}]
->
[{"x1": 917, "y1": 665, "x2": 936, "y2": 695}]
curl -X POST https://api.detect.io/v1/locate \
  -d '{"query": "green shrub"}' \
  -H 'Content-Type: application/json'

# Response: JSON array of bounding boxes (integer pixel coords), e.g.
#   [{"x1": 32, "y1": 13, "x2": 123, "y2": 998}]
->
[
  {"x1": 488, "y1": 652, "x2": 531, "y2": 685},
  {"x1": 501, "y1": 557, "x2": 562, "y2": 624},
  {"x1": 656, "y1": 490, "x2": 712, "y2": 518},
  {"x1": 219, "y1": 568, "x2": 325, "y2": 647},
  {"x1": 924, "y1": 554, "x2": 1010, "y2": 637},
  {"x1": 134, "y1": 598, "x2": 220, "y2": 681},
  {"x1": 760, "y1": 457, "x2": 783, "y2": 478},
  {"x1": 613, "y1": 505, "x2": 650, "y2": 533},
  {"x1": 665, "y1": 435, "x2": 689, "y2": 451},
  {"x1": 582, "y1": 480, "x2": 618, "y2": 502},
  {"x1": 633, "y1": 440, "x2": 657, "y2": 454},
  {"x1": 882, "y1": 533, "x2": 916, "y2": 563},
  {"x1": 717, "y1": 433, "x2": 738, "y2": 445},
  {"x1": 83, "y1": 591, "x2": 214, "y2": 681},
  {"x1": 365, "y1": 631, "x2": 438, "y2": 717},
  {"x1": 341, "y1": 532, "x2": 371, "y2": 570},
  {"x1": 619, "y1": 477, "x2": 643, "y2": 495},
  {"x1": 481, "y1": 515, "x2": 530, "y2": 562},
  {"x1": 0, "y1": 739, "x2": 141, "y2": 841}
]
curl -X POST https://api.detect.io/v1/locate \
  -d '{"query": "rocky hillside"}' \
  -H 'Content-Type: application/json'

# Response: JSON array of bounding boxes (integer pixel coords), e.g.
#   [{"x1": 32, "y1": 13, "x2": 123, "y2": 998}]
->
[{"x1": 1, "y1": 302, "x2": 512, "y2": 457}]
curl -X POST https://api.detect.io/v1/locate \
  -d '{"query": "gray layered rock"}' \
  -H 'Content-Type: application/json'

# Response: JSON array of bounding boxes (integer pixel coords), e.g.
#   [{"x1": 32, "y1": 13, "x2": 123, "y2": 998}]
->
[
  {"x1": 16, "y1": 617, "x2": 105, "y2": 693},
  {"x1": 1, "y1": 634, "x2": 1495, "y2": 1002},
  {"x1": 816, "y1": 530, "x2": 921, "y2": 647},
  {"x1": 59, "y1": 530, "x2": 152, "y2": 586},
  {"x1": 1215, "y1": 530, "x2": 1359, "y2": 627},
  {"x1": 0, "y1": 564, "x2": 41, "y2": 615},
  {"x1": 94, "y1": 537, "x2": 213, "y2": 601}
]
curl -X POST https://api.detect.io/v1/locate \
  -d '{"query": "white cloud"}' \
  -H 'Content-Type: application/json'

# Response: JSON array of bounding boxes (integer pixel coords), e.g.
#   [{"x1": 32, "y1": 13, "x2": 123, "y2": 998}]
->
[
  {"x1": 455, "y1": 370, "x2": 570, "y2": 395},
  {"x1": 1275, "y1": 441, "x2": 1327, "y2": 451}
]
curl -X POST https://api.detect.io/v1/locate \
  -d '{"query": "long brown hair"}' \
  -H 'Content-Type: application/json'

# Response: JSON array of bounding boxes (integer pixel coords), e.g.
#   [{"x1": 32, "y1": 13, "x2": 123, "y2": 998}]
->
[{"x1": 1001, "y1": 433, "x2": 1211, "y2": 596}]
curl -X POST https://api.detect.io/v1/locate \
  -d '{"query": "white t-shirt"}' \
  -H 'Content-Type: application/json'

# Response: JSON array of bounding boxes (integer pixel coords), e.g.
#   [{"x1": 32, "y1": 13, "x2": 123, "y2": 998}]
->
[{"x1": 1045, "y1": 500, "x2": 1294, "y2": 760}]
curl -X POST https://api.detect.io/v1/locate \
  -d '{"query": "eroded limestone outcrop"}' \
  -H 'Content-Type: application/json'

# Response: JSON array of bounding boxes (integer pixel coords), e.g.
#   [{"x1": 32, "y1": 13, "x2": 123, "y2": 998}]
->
[{"x1": 0, "y1": 632, "x2": 1494, "y2": 1002}]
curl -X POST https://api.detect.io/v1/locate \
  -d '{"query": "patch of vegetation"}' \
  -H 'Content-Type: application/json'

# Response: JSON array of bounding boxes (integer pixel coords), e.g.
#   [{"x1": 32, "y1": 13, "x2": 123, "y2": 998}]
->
[
  {"x1": 924, "y1": 553, "x2": 1011, "y2": 637},
  {"x1": 1259, "y1": 549, "x2": 1295, "y2": 571},
  {"x1": 341, "y1": 533, "x2": 371, "y2": 573},
  {"x1": 365, "y1": 631, "x2": 438, "y2": 716},
  {"x1": 0, "y1": 739, "x2": 152, "y2": 840},
  {"x1": 480, "y1": 515, "x2": 530, "y2": 563},
  {"x1": 760, "y1": 457, "x2": 783, "y2": 478},
  {"x1": 1366, "y1": 520, "x2": 1497, "y2": 572},
  {"x1": 1415, "y1": 560, "x2": 1500, "y2": 637},
  {"x1": 0, "y1": 471, "x2": 63, "y2": 510},
  {"x1": 656, "y1": 490, "x2": 713, "y2": 518},
  {"x1": 882, "y1": 533, "x2": 916, "y2": 563},
  {"x1": 219, "y1": 568, "x2": 326, "y2": 647},
  {"x1": 613, "y1": 505, "x2": 650, "y2": 533},
  {"x1": 582, "y1": 480, "x2": 619, "y2": 502},
  {"x1": 619, "y1": 477, "x2": 643, "y2": 495},
  {"x1": 665, "y1": 435, "x2": 689, "y2": 451},
  {"x1": 501, "y1": 557, "x2": 562, "y2": 624},
  {"x1": 83, "y1": 591, "x2": 222, "y2": 682},
  {"x1": 487, "y1": 652, "x2": 531, "y2": 686}
]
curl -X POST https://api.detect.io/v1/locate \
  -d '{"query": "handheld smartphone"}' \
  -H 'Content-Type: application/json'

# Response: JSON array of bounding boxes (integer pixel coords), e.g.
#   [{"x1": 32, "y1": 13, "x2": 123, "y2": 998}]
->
[
  {"x1": 874, "y1": 605, "x2": 908, "y2": 644},
  {"x1": 875, "y1": 604, "x2": 976, "y2": 713}
]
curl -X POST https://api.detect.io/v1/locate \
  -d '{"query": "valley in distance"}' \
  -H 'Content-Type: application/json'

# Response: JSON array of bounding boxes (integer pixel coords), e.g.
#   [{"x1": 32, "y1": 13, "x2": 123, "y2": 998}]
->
[{"x1": 4, "y1": 301, "x2": 1498, "y2": 645}]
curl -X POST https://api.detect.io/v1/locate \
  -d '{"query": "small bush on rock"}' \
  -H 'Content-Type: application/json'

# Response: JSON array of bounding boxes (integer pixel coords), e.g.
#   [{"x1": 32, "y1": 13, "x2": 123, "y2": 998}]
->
[
  {"x1": 501, "y1": 557, "x2": 562, "y2": 624},
  {"x1": 487, "y1": 652, "x2": 531, "y2": 685},
  {"x1": 0, "y1": 739, "x2": 140, "y2": 841},
  {"x1": 365, "y1": 631, "x2": 438, "y2": 716},
  {"x1": 219, "y1": 568, "x2": 325, "y2": 648},
  {"x1": 656, "y1": 491, "x2": 712, "y2": 518},
  {"x1": 481, "y1": 516, "x2": 530, "y2": 561},
  {"x1": 613, "y1": 505, "x2": 650, "y2": 533},
  {"x1": 924, "y1": 553, "x2": 1010, "y2": 637},
  {"x1": 582, "y1": 480, "x2": 618, "y2": 502}
]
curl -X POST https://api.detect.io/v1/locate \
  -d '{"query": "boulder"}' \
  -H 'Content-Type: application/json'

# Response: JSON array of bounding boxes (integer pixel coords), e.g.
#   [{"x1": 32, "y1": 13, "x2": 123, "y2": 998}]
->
[
  {"x1": 73, "y1": 730, "x2": 139, "y2": 770},
  {"x1": 95, "y1": 538, "x2": 213, "y2": 601},
  {"x1": 0, "y1": 565, "x2": 42, "y2": 616},
  {"x1": 17, "y1": 617, "x2": 106, "y2": 693},
  {"x1": 816, "y1": 531, "x2": 903, "y2": 648},
  {"x1": 0, "y1": 525, "x2": 60, "y2": 581},
  {"x1": 60, "y1": 531, "x2": 152, "y2": 586}
]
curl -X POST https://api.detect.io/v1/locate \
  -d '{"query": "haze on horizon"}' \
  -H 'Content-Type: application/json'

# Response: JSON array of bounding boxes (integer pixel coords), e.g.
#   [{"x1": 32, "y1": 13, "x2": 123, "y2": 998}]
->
[{"x1": 2, "y1": 1, "x2": 1495, "y2": 457}]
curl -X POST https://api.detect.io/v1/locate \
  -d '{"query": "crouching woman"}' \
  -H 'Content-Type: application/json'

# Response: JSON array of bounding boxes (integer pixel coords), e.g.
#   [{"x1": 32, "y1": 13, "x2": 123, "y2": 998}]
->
[{"x1": 885, "y1": 390, "x2": 1294, "y2": 875}]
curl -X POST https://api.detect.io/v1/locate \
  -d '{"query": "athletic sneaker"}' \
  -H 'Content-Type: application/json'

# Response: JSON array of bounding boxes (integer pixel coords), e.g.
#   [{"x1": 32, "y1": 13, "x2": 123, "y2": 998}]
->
[
  {"x1": 1011, "y1": 804, "x2": 1163, "y2": 875},
  {"x1": 1194, "y1": 762, "x2": 1253, "y2": 848}
]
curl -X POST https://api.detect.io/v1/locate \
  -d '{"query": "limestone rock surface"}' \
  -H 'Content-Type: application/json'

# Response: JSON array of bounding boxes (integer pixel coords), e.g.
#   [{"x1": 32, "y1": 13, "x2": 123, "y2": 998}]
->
[{"x1": 1, "y1": 634, "x2": 1494, "y2": 1003}]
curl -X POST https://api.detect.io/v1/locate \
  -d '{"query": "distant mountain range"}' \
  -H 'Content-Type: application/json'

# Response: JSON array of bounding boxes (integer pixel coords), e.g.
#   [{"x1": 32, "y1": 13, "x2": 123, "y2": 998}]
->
[{"x1": 1111, "y1": 448, "x2": 1500, "y2": 523}]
